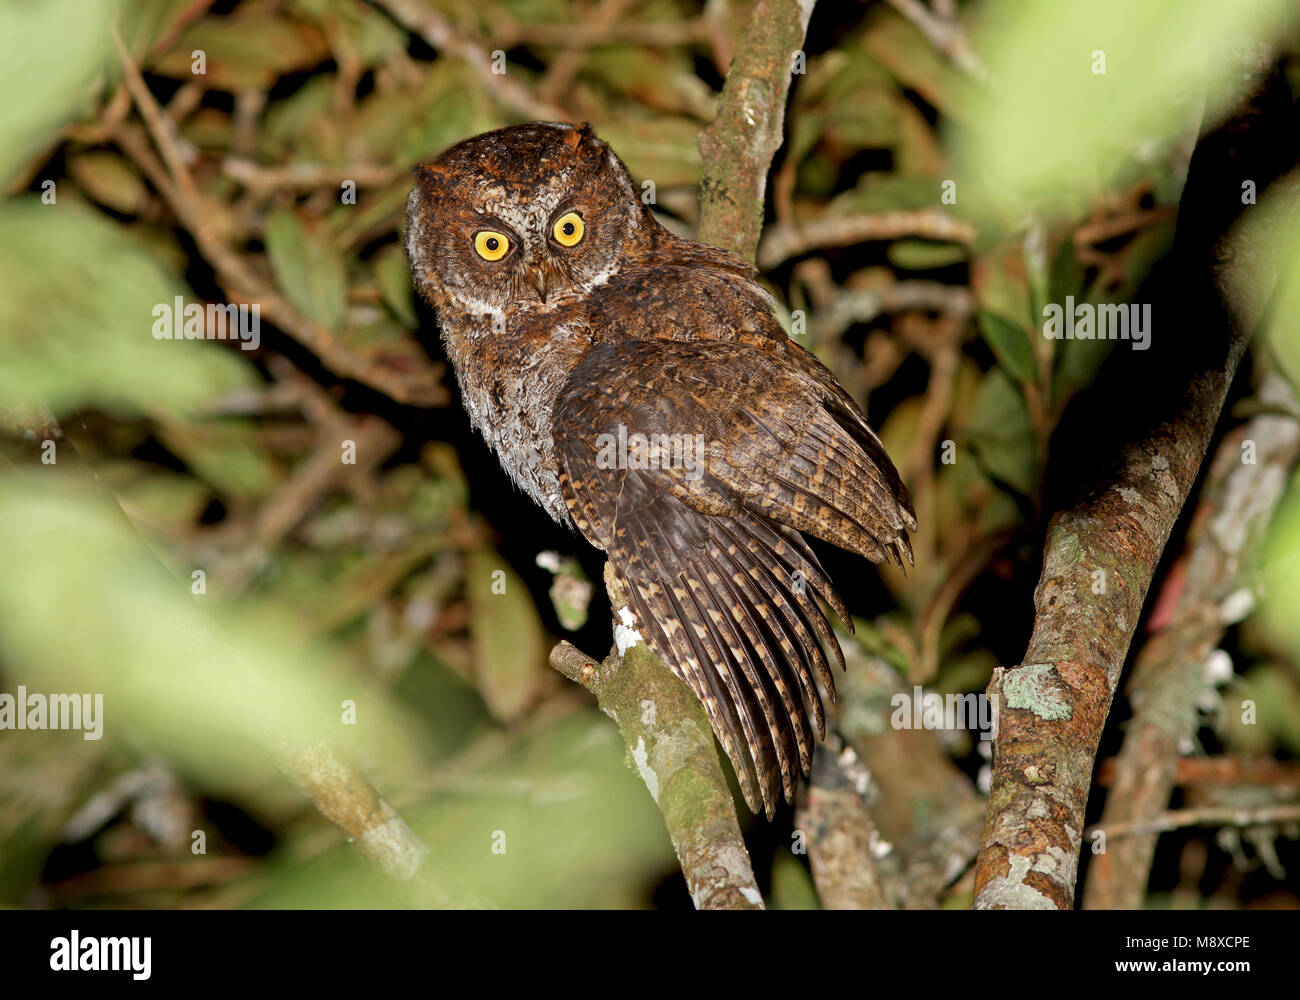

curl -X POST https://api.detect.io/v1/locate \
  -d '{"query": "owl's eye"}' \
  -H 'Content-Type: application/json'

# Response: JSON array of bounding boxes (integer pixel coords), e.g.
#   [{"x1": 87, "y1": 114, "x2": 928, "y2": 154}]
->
[
  {"x1": 474, "y1": 231, "x2": 510, "y2": 261},
  {"x1": 552, "y1": 212, "x2": 585, "y2": 247}
]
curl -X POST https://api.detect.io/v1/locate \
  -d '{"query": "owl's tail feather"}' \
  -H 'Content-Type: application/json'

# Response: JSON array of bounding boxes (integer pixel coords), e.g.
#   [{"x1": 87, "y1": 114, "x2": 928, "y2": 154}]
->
[{"x1": 610, "y1": 503, "x2": 851, "y2": 819}]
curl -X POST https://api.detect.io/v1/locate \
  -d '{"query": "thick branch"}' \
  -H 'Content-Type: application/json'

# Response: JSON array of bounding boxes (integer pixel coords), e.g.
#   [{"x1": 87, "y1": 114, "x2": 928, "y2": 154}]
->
[
  {"x1": 696, "y1": 0, "x2": 816, "y2": 262},
  {"x1": 795, "y1": 736, "x2": 892, "y2": 909},
  {"x1": 973, "y1": 53, "x2": 1297, "y2": 910},
  {"x1": 269, "y1": 737, "x2": 453, "y2": 907},
  {"x1": 1082, "y1": 374, "x2": 1300, "y2": 908},
  {"x1": 549, "y1": 569, "x2": 761, "y2": 910}
]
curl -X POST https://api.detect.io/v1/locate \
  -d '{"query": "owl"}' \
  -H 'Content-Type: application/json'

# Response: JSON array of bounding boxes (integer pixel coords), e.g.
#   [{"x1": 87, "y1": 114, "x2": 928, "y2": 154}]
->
[{"x1": 406, "y1": 122, "x2": 916, "y2": 819}]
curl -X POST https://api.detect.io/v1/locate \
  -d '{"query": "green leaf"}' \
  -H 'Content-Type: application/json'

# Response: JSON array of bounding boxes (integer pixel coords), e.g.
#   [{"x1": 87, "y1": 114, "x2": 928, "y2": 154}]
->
[
  {"x1": 0, "y1": 199, "x2": 254, "y2": 417},
  {"x1": 1048, "y1": 234, "x2": 1083, "y2": 306},
  {"x1": 0, "y1": 0, "x2": 112, "y2": 186},
  {"x1": 466, "y1": 548, "x2": 550, "y2": 723},
  {"x1": 977, "y1": 310, "x2": 1038, "y2": 384},
  {"x1": 149, "y1": 9, "x2": 331, "y2": 90},
  {"x1": 952, "y1": 0, "x2": 1290, "y2": 221},
  {"x1": 1261, "y1": 480, "x2": 1300, "y2": 663},
  {"x1": 154, "y1": 418, "x2": 277, "y2": 502},
  {"x1": 264, "y1": 209, "x2": 347, "y2": 330},
  {"x1": 964, "y1": 369, "x2": 1037, "y2": 497},
  {"x1": 1052, "y1": 331, "x2": 1113, "y2": 407},
  {"x1": 67, "y1": 152, "x2": 150, "y2": 215},
  {"x1": 770, "y1": 853, "x2": 819, "y2": 910},
  {"x1": 0, "y1": 475, "x2": 422, "y2": 789},
  {"x1": 887, "y1": 239, "x2": 967, "y2": 271}
]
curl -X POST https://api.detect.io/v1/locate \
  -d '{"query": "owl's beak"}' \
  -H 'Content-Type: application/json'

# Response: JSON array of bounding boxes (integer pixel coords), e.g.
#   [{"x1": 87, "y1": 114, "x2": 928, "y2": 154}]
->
[{"x1": 527, "y1": 266, "x2": 549, "y2": 303}]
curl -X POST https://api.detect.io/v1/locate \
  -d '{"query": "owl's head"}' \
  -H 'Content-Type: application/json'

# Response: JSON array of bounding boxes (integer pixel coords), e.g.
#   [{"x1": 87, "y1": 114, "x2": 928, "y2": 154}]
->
[{"x1": 405, "y1": 122, "x2": 650, "y2": 319}]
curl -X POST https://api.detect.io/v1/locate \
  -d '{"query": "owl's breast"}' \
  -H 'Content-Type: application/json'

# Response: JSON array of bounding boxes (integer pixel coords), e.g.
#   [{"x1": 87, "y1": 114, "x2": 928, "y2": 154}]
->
[{"x1": 443, "y1": 314, "x2": 592, "y2": 526}]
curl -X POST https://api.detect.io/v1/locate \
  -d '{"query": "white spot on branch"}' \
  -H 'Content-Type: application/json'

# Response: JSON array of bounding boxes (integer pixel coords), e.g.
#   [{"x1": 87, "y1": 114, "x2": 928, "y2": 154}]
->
[
  {"x1": 632, "y1": 736, "x2": 659, "y2": 803},
  {"x1": 614, "y1": 605, "x2": 643, "y2": 655}
]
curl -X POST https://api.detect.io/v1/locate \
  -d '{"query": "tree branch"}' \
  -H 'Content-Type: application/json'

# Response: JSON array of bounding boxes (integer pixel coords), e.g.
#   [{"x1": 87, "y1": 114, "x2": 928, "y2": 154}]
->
[
  {"x1": 1082, "y1": 373, "x2": 1300, "y2": 908},
  {"x1": 973, "y1": 51, "x2": 1298, "y2": 910},
  {"x1": 268, "y1": 737, "x2": 455, "y2": 907},
  {"x1": 795, "y1": 735, "x2": 893, "y2": 909},
  {"x1": 758, "y1": 210, "x2": 976, "y2": 270},
  {"x1": 1087, "y1": 803, "x2": 1300, "y2": 841},
  {"x1": 696, "y1": 0, "x2": 816, "y2": 262},
  {"x1": 550, "y1": 569, "x2": 761, "y2": 910}
]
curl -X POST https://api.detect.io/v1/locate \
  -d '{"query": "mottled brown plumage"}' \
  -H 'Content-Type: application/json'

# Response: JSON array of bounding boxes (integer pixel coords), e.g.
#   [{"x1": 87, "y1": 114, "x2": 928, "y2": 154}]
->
[{"x1": 406, "y1": 122, "x2": 916, "y2": 818}]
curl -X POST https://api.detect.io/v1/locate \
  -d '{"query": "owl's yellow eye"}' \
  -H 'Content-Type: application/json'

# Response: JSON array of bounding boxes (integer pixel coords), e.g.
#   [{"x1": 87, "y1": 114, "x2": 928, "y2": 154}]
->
[
  {"x1": 474, "y1": 231, "x2": 510, "y2": 261},
  {"x1": 552, "y1": 212, "x2": 585, "y2": 247}
]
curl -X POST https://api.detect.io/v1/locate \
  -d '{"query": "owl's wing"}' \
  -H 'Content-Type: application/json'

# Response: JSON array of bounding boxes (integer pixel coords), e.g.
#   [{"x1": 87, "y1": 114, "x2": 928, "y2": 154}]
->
[{"x1": 552, "y1": 337, "x2": 915, "y2": 817}]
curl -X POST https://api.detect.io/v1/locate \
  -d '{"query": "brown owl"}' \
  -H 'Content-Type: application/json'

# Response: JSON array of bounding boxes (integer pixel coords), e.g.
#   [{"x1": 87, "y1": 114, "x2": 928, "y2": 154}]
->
[{"x1": 406, "y1": 122, "x2": 916, "y2": 818}]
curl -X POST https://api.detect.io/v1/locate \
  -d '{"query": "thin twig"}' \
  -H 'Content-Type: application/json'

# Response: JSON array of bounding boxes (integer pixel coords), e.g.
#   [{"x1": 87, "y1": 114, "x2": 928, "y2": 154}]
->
[
  {"x1": 759, "y1": 210, "x2": 976, "y2": 270},
  {"x1": 1083, "y1": 373, "x2": 1300, "y2": 909},
  {"x1": 884, "y1": 0, "x2": 987, "y2": 81},
  {"x1": 536, "y1": 0, "x2": 637, "y2": 105},
  {"x1": 1096, "y1": 756, "x2": 1300, "y2": 789},
  {"x1": 1089, "y1": 804, "x2": 1300, "y2": 841},
  {"x1": 489, "y1": 14, "x2": 712, "y2": 50},
  {"x1": 368, "y1": 0, "x2": 573, "y2": 122},
  {"x1": 222, "y1": 158, "x2": 403, "y2": 194}
]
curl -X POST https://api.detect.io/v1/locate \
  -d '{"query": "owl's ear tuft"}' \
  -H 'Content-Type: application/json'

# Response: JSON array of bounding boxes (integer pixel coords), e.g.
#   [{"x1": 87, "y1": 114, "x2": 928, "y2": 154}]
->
[
  {"x1": 412, "y1": 161, "x2": 451, "y2": 195},
  {"x1": 560, "y1": 122, "x2": 596, "y2": 152}
]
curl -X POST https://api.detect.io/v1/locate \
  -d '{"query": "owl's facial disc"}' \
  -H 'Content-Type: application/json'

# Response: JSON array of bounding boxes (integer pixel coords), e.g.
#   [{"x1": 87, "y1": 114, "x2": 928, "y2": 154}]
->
[
  {"x1": 408, "y1": 122, "x2": 645, "y2": 320},
  {"x1": 463, "y1": 194, "x2": 604, "y2": 308}
]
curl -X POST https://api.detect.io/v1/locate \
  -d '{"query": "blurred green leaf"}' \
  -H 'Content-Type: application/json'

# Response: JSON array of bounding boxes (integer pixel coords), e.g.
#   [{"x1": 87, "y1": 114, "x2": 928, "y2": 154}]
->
[
  {"x1": 374, "y1": 246, "x2": 418, "y2": 329},
  {"x1": 888, "y1": 239, "x2": 967, "y2": 271},
  {"x1": 0, "y1": 0, "x2": 112, "y2": 186},
  {"x1": 251, "y1": 710, "x2": 673, "y2": 908},
  {"x1": 599, "y1": 116, "x2": 703, "y2": 189},
  {"x1": 68, "y1": 152, "x2": 150, "y2": 215},
  {"x1": 150, "y1": 9, "x2": 331, "y2": 89},
  {"x1": 1219, "y1": 664, "x2": 1300, "y2": 756},
  {"x1": 1260, "y1": 478, "x2": 1300, "y2": 661},
  {"x1": 862, "y1": 8, "x2": 973, "y2": 119},
  {"x1": 964, "y1": 369, "x2": 1037, "y2": 496},
  {"x1": 466, "y1": 548, "x2": 550, "y2": 724},
  {"x1": 1048, "y1": 234, "x2": 1083, "y2": 305},
  {"x1": 830, "y1": 173, "x2": 940, "y2": 215},
  {"x1": 977, "y1": 310, "x2": 1038, "y2": 384},
  {"x1": 155, "y1": 418, "x2": 277, "y2": 501},
  {"x1": 770, "y1": 852, "x2": 819, "y2": 909},
  {"x1": 0, "y1": 200, "x2": 254, "y2": 417},
  {"x1": 260, "y1": 75, "x2": 339, "y2": 162},
  {"x1": 951, "y1": 0, "x2": 1290, "y2": 220},
  {"x1": 265, "y1": 209, "x2": 347, "y2": 330},
  {"x1": 0, "y1": 475, "x2": 424, "y2": 789}
]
